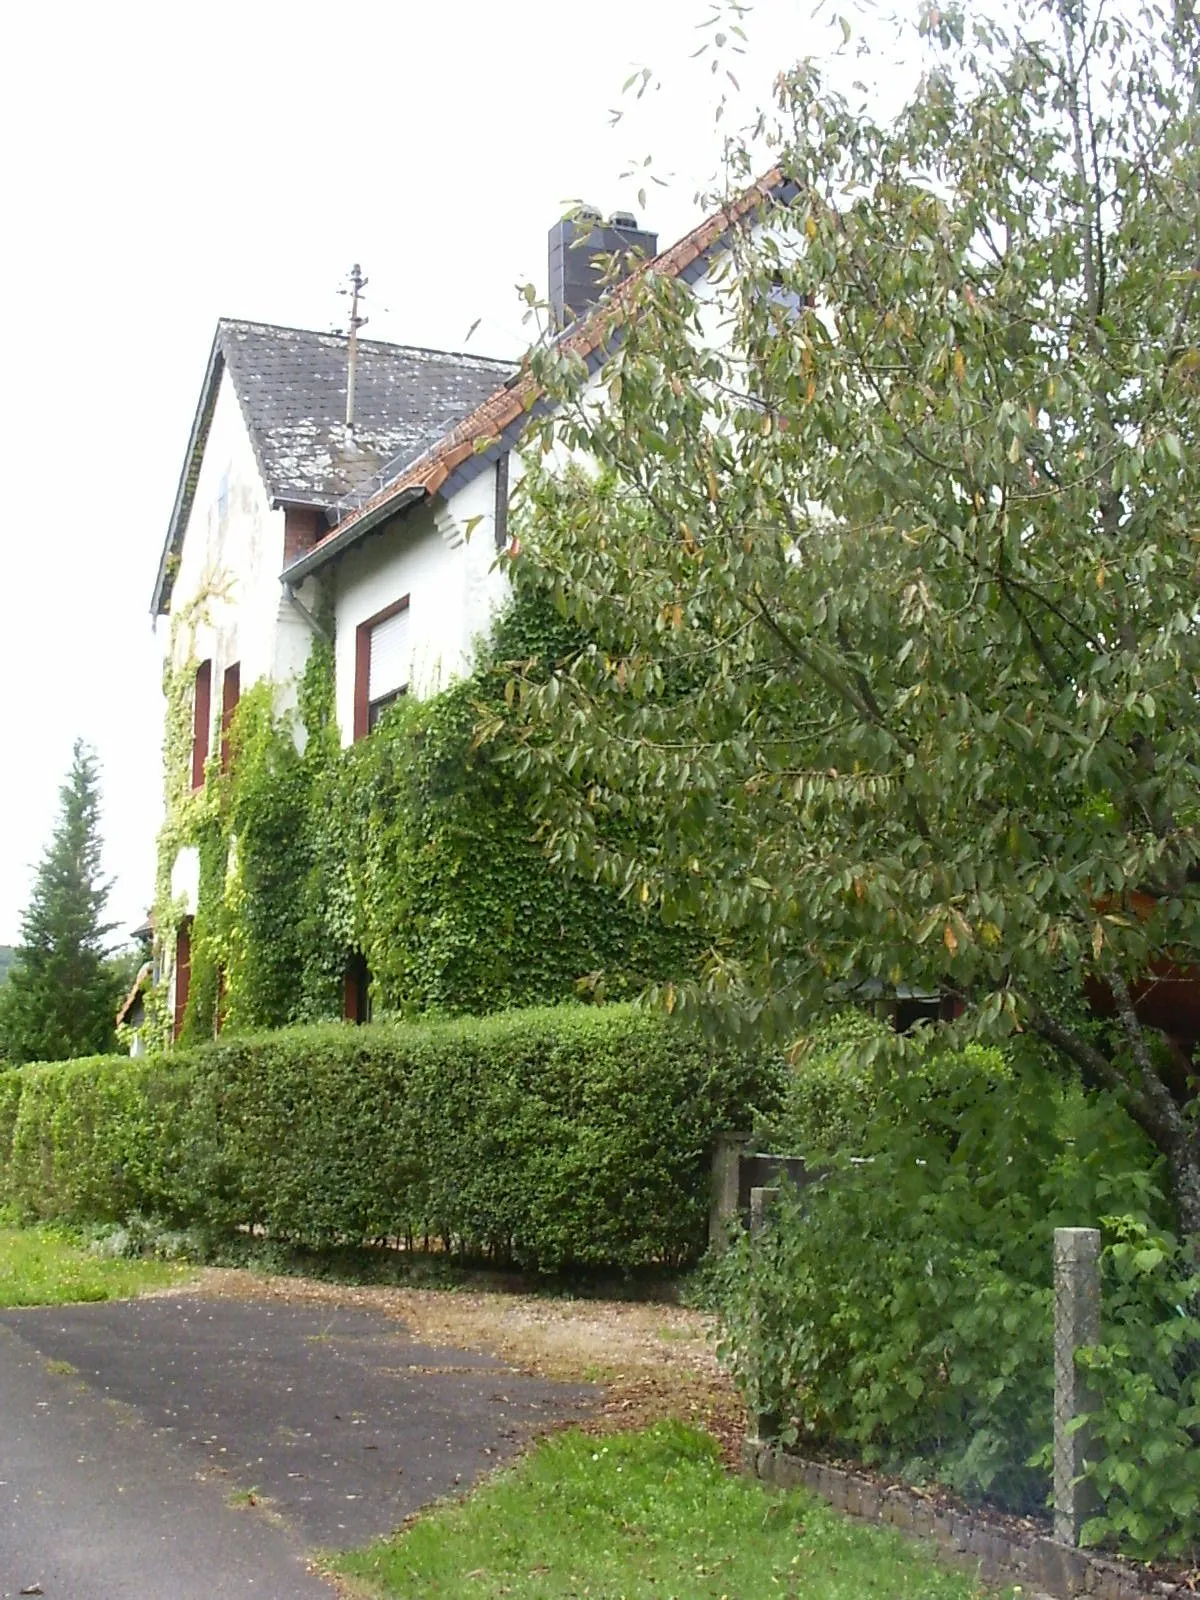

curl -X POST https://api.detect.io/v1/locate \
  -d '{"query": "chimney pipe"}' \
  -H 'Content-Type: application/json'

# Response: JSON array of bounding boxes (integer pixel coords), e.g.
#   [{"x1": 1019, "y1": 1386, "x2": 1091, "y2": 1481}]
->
[{"x1": 547, "y1": 209, "x2": 658, "y2": 329}]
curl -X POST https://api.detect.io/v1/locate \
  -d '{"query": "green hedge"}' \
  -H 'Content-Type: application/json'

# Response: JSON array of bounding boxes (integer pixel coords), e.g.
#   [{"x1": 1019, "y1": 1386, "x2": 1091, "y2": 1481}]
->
[{"x1": 0, "y1": 1004, "x2": 779, "y2": 1271}]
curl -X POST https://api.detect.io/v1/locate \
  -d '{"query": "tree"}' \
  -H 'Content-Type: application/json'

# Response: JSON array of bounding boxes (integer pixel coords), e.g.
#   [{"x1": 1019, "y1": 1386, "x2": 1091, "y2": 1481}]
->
[
  {"x1": 501, "y1": 2, "x2": 1200, "y2": 1239},
  {"x1": 0, "y1": 741, "x2": 120, "y2": 1064}
]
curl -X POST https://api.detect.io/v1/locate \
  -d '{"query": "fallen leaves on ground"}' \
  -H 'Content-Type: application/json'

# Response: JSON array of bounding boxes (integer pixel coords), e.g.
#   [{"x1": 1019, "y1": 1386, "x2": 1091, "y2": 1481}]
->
[{"x1": 175, "y1": 1267, "x2": 746, "y2": 1461}]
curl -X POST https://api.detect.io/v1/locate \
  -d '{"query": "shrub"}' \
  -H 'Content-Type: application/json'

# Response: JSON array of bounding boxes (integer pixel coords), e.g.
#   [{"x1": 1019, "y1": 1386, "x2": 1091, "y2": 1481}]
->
[
  {"x1": 759, "y1": 1009, "x2": 1014, "y2": 1157},
  {"x1": 1078, "y1": 1219, "x2": 1200, "y2": 1561},
  {"x1": 709, "y1": 1027, "x2": 1169, "y2": 1519},
  {"x1": 0, "y1": 1003, "x2": 779, "y2": 1272}
]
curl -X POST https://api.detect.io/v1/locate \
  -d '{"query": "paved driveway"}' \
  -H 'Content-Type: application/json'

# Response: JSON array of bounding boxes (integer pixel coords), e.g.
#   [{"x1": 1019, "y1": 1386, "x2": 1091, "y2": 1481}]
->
[{"x1": 0, "y1": 1291, "x2": 595, "y2": 1599}]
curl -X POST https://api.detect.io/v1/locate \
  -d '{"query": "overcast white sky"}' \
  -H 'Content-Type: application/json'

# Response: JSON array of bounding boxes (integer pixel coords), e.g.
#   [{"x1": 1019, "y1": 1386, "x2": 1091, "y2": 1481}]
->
[{"x1": 0, "y1": 0, "x2": 912, "y2": 946}]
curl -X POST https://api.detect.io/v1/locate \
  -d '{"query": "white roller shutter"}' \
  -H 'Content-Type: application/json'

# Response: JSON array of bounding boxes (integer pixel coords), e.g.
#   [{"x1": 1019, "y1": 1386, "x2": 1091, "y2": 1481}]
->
[{"x1": 368, "y1": 605, "x2": 410, "y2": 702}]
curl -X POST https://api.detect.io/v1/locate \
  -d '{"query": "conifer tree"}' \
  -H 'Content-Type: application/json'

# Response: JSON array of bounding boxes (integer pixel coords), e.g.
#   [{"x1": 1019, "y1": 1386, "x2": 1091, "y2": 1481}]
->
[{"x1": 0, "y1": 741, "x2": 119, "y2": 1064}]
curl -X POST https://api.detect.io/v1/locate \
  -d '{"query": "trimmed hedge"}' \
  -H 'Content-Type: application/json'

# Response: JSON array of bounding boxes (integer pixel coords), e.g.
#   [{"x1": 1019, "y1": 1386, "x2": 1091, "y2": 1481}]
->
[{"x1": 0, "y1": 1004, "x2": 779, "y2": 1271}]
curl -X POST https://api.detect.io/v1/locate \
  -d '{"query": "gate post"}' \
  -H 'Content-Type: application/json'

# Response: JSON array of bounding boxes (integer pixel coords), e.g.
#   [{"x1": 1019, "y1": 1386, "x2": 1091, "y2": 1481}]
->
[
  {"x1": 749, "y1": 1184, "x2": 782, "y2": 1440},
  {"x1": 709, "y1": 1132, "x2": 751, "y2": 1250},
  {"x1": 1053, "y1": 1226, "x2": 1102, "y2": 1546}
]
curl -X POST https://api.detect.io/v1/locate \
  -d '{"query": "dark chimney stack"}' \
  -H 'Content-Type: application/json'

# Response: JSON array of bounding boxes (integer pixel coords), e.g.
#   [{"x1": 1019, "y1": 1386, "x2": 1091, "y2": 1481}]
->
[{"x1": 547, "y1": 207, "x2": 658, "y2": 329}]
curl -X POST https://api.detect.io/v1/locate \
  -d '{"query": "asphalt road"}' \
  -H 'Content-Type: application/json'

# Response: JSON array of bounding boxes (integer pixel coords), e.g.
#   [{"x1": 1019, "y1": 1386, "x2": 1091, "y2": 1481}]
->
[{"x1": 0, "y1": 1292, "x2": 595, "y2": 1599}]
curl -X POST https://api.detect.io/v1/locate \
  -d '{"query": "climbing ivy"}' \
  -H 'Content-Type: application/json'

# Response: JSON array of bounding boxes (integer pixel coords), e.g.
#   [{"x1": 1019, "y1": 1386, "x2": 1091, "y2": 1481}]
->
[
  {"x1": 152, "y1": 591, "x2": 691, "y2": 1036},
  {"x1": 146, "y1": 581, "x2": 230, "y2": 1048}
]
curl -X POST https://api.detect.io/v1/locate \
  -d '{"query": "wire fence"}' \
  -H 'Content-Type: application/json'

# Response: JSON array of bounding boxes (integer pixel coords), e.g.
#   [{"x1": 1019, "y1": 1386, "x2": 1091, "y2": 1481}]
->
[{"x1": 712, "y1": 1144, "x2": 1200, "y2": 1552}]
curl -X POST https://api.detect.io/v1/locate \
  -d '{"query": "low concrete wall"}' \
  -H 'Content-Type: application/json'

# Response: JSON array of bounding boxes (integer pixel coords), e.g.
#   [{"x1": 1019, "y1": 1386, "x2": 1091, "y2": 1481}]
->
[{"x1": 744, "y1": 1439, "x2": 1184, "y2": 1600}]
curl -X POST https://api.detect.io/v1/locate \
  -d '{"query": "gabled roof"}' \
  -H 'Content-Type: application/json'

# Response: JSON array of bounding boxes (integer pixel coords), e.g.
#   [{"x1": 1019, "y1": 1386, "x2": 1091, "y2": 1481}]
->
[
  {"x1": 152, "y1": 319, "x2": 515, "y2": 614},
  {"x1": 281, "y1": 167, "x2": 796, "y2": 585}
]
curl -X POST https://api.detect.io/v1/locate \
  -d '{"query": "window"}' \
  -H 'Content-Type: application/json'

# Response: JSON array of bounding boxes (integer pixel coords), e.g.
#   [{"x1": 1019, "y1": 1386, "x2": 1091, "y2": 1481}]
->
[
  {"x1": 191, "y1": 660, "x2": 212, "y2": 789},
  {"x1": 173, "y1": 919, "x2": 193, "y2": 1041},
  {"x1": 343, "y1": 952, "x2": 371, "y2": 1024},
  {"x1": 220, "y1": 662, "x2": 241, "y2": 774},
  {"x1": 764, "y1": 271, "x2": 815, "y2": 323},
  {"x1": 354, "y1": 596, "x2": 411, "y2": 739}
]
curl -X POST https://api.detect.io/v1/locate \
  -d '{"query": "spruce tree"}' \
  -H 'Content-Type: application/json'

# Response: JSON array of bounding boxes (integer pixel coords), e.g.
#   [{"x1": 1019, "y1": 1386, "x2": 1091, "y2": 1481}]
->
[{"x1": 0, "y1": 741, "x2": 119, "y2": 1064}]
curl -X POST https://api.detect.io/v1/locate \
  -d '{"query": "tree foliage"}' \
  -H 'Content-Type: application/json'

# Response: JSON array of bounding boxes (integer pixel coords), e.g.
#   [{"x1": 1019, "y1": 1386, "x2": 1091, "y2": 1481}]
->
[
  {"x1": 0, "y1": 741, "x2": 120, "y2": 1065},
  {"x1": 505, "y1": 1, "x2": 1200, "y2": 1234}
]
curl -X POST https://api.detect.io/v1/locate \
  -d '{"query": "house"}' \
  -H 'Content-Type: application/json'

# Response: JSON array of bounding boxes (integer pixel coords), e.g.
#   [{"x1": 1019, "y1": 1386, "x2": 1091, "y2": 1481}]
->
[
  {"x1": 152, "y1": 320, "x2": 517, "y2": 1031},
  {"x1": 152, "y1": 172, "x2": 796, "y2": 1039}
]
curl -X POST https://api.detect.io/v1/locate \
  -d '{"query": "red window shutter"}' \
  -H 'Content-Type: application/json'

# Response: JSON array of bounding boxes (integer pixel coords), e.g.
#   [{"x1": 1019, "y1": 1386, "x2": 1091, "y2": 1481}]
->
[
  {"x1": 192, "y1": 660, "x2": 212, "y2": 789},
  {"x1": 173, "y1": 921, "x2": 192, "y2": 1041},
  {"x1": 220, "y1": 662, "x2": 241, "y2": 773},
  {"x1": 343, "y1": 967, "x2": 359, "y2": 1022}
]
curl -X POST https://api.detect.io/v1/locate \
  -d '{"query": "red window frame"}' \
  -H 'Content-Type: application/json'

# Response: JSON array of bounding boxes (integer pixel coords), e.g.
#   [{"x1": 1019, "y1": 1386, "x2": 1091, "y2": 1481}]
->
[
  {"x1": 353, "y1": 595, "x2": 410, "y2": 741},
  {"x1": 191, "y1": 659, "x2": 212, "y2": 789},
  {"x1": 173, "y1": 919, "x2": 193, "y2": 1041},
  {"x1": 220, "y1": 662, "x2": 241, "y2": 774}
]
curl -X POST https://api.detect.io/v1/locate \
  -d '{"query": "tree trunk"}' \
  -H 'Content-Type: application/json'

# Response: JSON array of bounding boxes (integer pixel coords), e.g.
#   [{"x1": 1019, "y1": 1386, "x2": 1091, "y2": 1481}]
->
[
  {"x1": 1164, "y1": 1131, "x2": 1200, "y2": 1251},
  {"x1": 1031, "y1": 1002, "x2": 1200, "y2": 1253}
]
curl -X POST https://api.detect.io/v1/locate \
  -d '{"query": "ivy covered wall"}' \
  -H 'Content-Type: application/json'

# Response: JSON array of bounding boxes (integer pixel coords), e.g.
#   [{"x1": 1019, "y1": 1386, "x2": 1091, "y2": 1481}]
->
[{"x1": 151, "y1": 591, "x2": 691, "y2": 1045}]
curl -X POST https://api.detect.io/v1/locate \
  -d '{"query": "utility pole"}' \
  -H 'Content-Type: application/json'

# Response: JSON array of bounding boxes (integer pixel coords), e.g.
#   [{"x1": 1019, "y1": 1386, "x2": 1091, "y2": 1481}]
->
[{"x1": 341, "y1": 263, "x2": 369, "y2": 429}]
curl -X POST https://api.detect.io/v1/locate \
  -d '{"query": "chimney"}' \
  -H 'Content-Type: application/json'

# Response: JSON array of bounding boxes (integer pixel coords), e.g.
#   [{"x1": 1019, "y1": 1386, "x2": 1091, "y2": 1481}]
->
[{"x1": 548, "y1": 208, "x2": 658, "y2": 329}]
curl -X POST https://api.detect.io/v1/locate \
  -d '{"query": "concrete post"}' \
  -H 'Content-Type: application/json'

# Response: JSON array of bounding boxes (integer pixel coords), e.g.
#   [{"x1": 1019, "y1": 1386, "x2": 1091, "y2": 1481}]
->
[
  {"x1": 1053, "y1": 1227, "x2": 1102, "y2": 1546},
  {"x1": 749, "y1": 1185, "x2": 780, "y2": 1237},
  {"x1": 749, "y1": 1184, "x2": 782, "y2": 1441},
  {"x1": 709, "y1": 1132, "x2": 751, "y2": 1251}
]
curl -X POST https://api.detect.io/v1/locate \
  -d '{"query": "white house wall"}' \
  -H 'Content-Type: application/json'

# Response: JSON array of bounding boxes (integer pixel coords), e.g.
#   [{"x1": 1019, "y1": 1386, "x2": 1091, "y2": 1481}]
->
[
  {"x1": 330, "y1": 469, "x2": 508, "y2": 744},
  {"x1": 166, "y1": 367, "x2": 310, "y2": 719},
  {"x1": 169, "y1": 846, "x2": 200, "y2": 916}
]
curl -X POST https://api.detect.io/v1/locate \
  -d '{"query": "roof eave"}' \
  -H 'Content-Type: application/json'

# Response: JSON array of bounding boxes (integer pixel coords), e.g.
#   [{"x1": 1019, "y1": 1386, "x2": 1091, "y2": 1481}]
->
[
  {"x1": 279, "y1": 484, "x2": 428, "y2": 585},
  {"x1": 151, "y1": 329, "x2": 227, "y2": 618}
]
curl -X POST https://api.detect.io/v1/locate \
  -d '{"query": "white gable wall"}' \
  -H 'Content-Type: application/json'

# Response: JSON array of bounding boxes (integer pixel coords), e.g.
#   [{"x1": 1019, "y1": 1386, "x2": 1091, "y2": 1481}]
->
[{"x1": 167, "y1": 366, "x2": 311, "y2": 719}]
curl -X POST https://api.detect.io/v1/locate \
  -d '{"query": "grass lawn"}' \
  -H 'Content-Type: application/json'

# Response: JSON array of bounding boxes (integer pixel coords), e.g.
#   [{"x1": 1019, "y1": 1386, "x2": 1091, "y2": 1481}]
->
[
  {"x1": 0, "y1": 1226, "x2": 189, "y2": 1306},
  {"x1": 332, "y1": 1421, "x2": 1011, "y2": 1600}
]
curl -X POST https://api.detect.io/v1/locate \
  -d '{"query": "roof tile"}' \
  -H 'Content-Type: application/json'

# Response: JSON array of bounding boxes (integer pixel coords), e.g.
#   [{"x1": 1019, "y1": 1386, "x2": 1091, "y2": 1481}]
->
[{"x1": 219, "y1": 320, "x2": 516, "y2": 506}]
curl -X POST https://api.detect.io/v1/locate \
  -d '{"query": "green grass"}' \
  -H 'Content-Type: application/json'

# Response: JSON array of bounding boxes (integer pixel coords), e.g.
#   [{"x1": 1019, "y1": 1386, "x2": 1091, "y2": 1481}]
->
[
  {"x1": 332, "y1": 1422, "x2": 1010, "y2": 1600},
  {"x1": 0, "y1": 1226, "x2": 189, "y2": 1306}
]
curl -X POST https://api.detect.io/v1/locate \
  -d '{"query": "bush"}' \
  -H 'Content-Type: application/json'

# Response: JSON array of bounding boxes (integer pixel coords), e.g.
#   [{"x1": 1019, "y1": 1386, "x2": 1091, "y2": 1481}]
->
[
  {"x1": 759, "y1": 1009, "x2": 1014, "y2": 1157},
  {"x1": 1078, "y1": 1219, "x2": 1200, "y2": 1561},
  {"x1": 0, "y1": 1004, "x2": 779, "y2": 1272},
  {"x1": 709, "y1": 1025, "x2": 1170, "y2": 1520}
]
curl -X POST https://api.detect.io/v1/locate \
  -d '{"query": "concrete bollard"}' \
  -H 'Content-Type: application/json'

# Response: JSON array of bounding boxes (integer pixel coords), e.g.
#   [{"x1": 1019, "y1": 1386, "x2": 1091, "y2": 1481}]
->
[{"x1": 1053, "y1": 1226, "x2": 1102, "y2": 1546}]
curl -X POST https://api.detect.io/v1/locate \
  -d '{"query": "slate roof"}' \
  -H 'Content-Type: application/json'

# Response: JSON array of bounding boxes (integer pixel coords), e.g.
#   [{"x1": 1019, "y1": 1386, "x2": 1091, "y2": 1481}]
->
[
  {"x1": 283, "y1": 167, "x2": 797, "y2": 584},
  {"x1": 152, "y1": 320, "x2": 515, "y2": 614}
]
